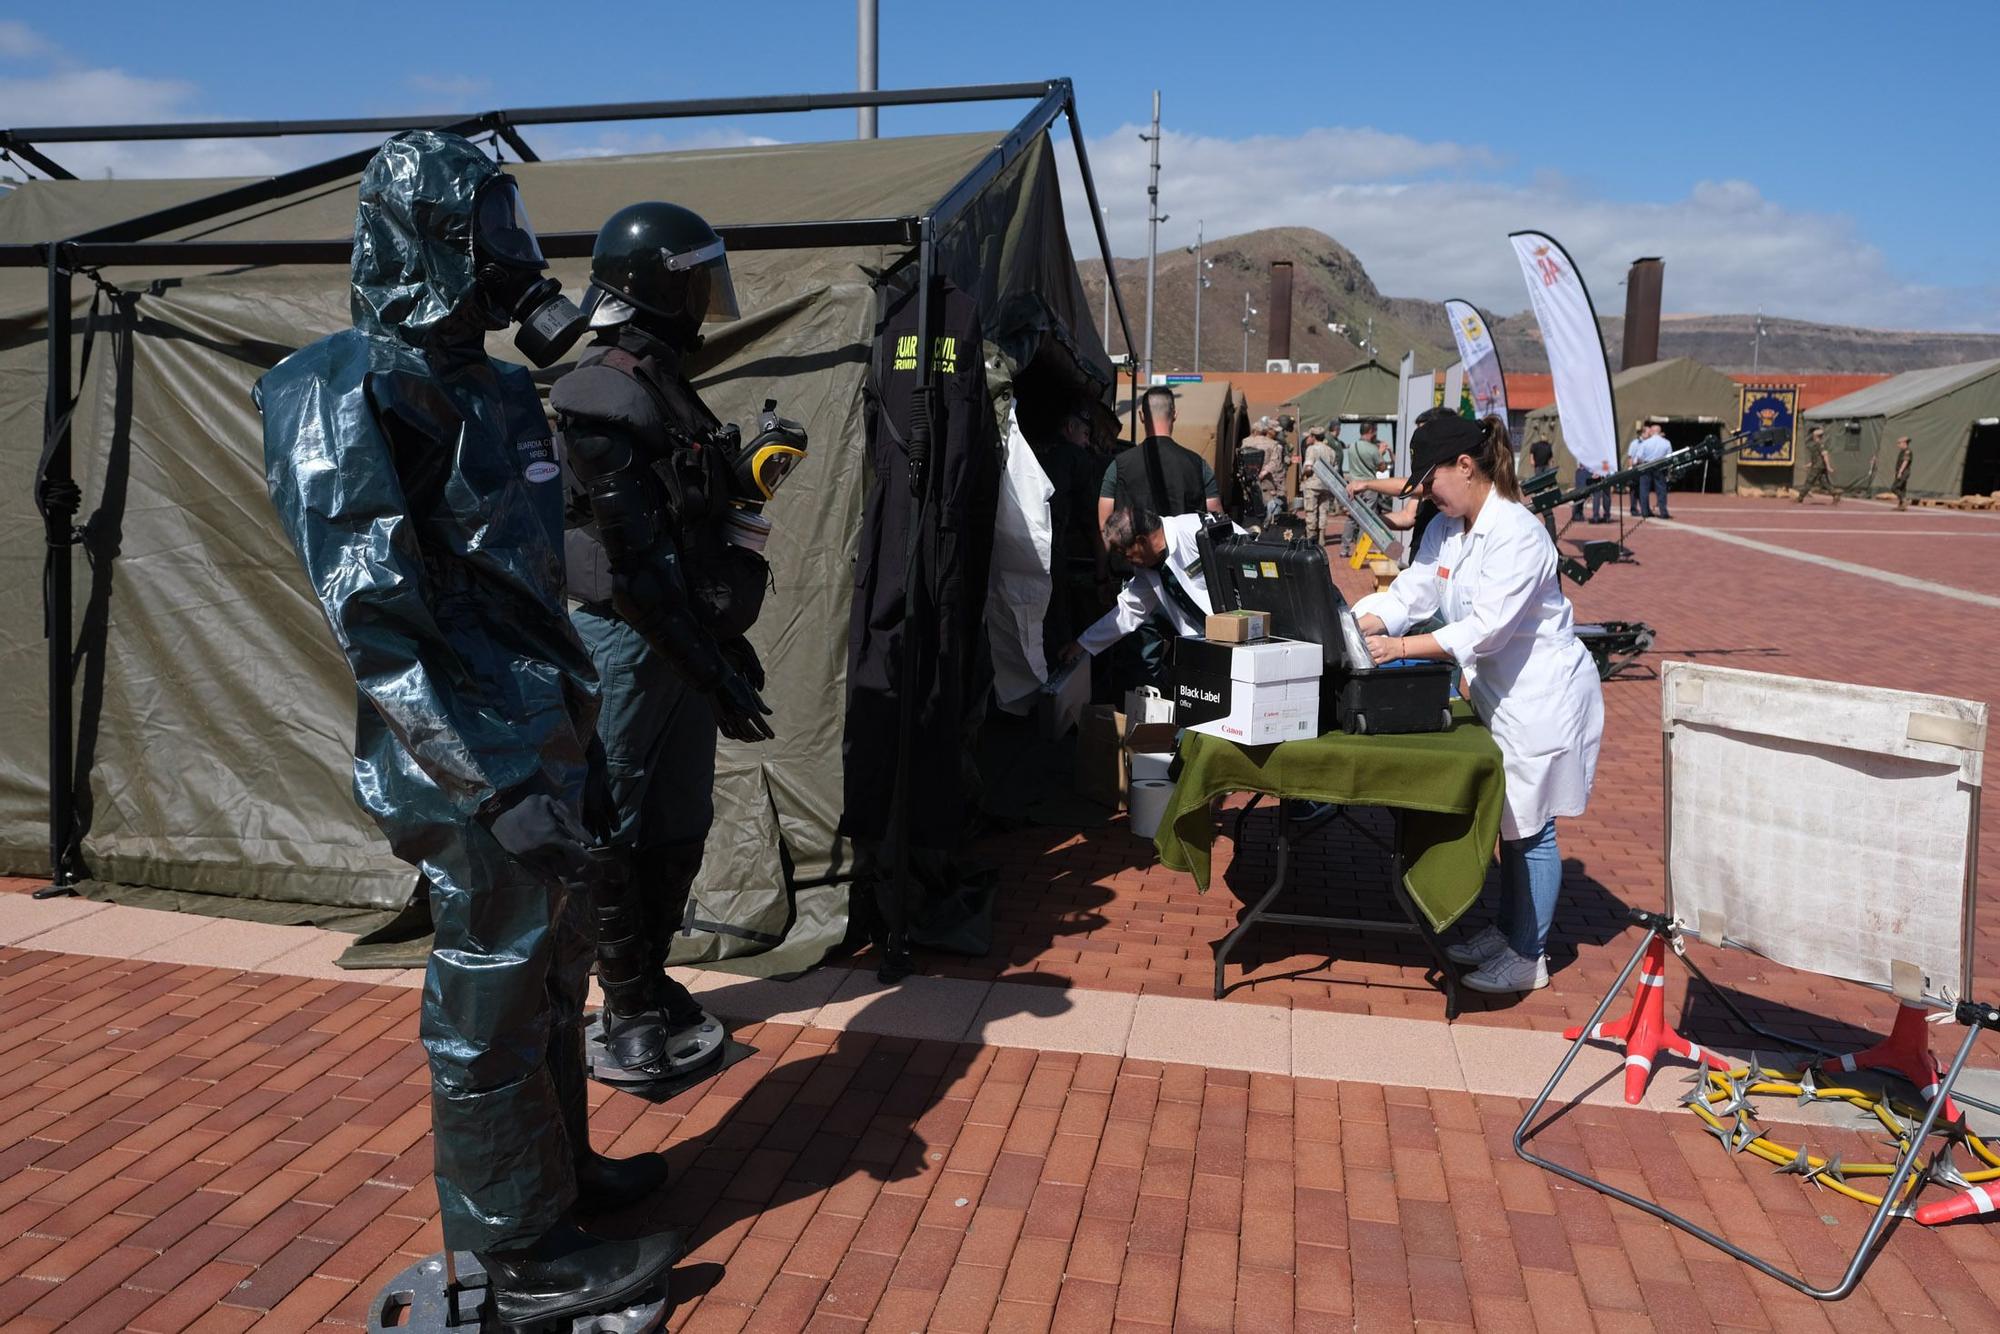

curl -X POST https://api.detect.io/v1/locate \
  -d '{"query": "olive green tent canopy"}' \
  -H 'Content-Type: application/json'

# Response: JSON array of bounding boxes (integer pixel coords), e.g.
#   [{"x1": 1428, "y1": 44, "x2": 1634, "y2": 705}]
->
[
  {"x1": 1803, "y1": 359, "x2": 2000, "y2": 498},
  {"x1": 1291, "y1": 358, "x2": 1400, "y2": 432},
  {"x1": 1523, "y1": 356, "x2": 1743, "y2": 490},
  {"x1": 0, "y1": 127, "x2": 1111, "y2": 974}
]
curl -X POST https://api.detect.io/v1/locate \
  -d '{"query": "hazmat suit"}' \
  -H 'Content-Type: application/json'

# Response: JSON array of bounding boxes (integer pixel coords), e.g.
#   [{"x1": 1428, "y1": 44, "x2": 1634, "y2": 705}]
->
[{"x1": 257, "y1": 131, "x2": 680, "y2": 1320}]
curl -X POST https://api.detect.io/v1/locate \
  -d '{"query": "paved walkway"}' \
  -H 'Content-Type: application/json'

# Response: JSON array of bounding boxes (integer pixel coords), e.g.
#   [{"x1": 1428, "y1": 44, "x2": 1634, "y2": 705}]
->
[{"x1": 12, "y1": 937, "x2": 2000, "y2": 1333}]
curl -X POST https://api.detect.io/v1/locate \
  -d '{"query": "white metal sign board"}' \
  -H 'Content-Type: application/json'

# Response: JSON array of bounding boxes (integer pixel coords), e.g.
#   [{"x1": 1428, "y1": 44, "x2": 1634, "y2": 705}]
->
[{"x1": 1661, "y1": 662, "x2": 1985, "y2": 1006}]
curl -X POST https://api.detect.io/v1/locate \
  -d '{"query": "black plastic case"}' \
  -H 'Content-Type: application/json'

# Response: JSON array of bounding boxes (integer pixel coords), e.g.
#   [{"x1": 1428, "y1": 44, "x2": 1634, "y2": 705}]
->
[{"x1": 1198, "y1": 523, "x2": 1454, "y2": 736}]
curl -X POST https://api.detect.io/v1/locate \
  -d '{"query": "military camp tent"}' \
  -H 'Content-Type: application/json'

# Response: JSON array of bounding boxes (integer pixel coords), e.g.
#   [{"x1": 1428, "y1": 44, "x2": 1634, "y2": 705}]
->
[
  {"x1": 1803, "y1": 360, "x2": 2000, "y2": 499},
  {"x1": 1524, "y1": 357, "x2": 1743, "y2": 493},
  {"x1": 0, "y1": 122, "x2": 1111, "y2": 973},
  {"x1": 1291, "y1": 358, "x2": 1400, "y2": 433}
]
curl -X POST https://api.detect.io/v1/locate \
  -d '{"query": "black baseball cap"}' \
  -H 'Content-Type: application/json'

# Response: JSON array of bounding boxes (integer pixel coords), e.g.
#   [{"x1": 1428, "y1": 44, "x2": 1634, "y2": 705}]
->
[{"x1": 1401, "y1": 414, "x2": 1482, "y2": 494}]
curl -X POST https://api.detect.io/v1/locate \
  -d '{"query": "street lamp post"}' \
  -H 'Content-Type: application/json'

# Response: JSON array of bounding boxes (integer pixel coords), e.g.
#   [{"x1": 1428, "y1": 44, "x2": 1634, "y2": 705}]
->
[
  {"x1": 1241, "y1": 293, "x2": 1258, "y2": 373},
  {"x1": 855, "y1": 0, "x2": 877, "y2": 140},
  {"x1": 1140, "y1": 90, "x2": 1165, "y2": 386},
  {"x1": 1185, "y1": 220, "x2": 1205, "y2": 372},
  {"x1": 1100, "y1": 206, "x2": 1113, "y2": 353},
  {"x1": 1752, "y1": 307, "x2": 1766, "y2": 372}
]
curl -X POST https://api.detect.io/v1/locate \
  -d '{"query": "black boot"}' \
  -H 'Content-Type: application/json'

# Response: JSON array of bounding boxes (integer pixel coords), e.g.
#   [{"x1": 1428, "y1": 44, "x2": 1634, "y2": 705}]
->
[
  {"x1": 479, "y1": 1219, "x2": 684, "y2": 1328},
  {"x1": 574, "y1": 1149, "x2": 670, "y2": 1213}
]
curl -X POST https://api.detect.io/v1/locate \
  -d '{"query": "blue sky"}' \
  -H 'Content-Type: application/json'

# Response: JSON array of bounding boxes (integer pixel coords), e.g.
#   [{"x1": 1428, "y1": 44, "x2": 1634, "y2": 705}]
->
[{"x1": 2, "y1": 2, "x2": 1993, "y2": 329}]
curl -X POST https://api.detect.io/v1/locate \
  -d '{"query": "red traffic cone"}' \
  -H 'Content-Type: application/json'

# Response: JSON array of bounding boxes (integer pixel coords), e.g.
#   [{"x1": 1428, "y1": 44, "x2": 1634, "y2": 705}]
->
[
  {"x1": 1567, "y1": 934, "x2": 1730, "y2": 1104},
  {"x1": 1823, "y1": 1004, "x2": 1957, "y2": 1122},
  {"x1": 1917, "y1": 1184, "x2": 2000, "y2": 1227}
]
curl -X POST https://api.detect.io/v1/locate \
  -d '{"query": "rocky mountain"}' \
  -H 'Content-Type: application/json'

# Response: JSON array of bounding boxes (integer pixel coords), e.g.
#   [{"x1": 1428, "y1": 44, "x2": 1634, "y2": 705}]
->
[{"x1": 1076, "y1": 228, "x2": 2000, "y2": 376}]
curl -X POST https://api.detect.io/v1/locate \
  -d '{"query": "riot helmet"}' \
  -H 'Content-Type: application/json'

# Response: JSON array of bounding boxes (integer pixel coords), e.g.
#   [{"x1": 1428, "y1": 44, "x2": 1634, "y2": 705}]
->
[
  {"x1": 582, "y1": 202, "x2": 741, "y2": 348},
  {"x1": 471, "y1": 178, "x2": 586, "y2": 366}
]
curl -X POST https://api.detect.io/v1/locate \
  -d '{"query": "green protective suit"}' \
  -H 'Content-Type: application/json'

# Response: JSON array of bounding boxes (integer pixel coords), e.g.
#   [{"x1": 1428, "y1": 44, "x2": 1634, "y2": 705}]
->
[{"x1": 255, "y1": 131, "x2": 601, "y2": 1253}]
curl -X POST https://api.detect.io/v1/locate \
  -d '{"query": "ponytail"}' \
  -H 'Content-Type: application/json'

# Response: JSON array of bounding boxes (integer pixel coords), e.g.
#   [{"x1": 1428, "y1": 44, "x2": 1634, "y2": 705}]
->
[{"x1": 1474, "y1": 415, "x2": 1521, "y2": 501}]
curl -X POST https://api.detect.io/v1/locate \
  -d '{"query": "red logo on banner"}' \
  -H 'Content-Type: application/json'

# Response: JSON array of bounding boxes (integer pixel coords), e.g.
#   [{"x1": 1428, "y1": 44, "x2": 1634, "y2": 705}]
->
[{"x1": 1533, "y1": 245, "x2": 1563, "y2": 287}]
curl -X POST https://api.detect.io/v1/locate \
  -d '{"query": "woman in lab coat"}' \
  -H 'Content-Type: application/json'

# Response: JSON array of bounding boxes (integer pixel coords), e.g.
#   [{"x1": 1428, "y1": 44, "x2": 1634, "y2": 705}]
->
[{"x1": 1351, "y1": 415, "x2": 1604, "y2": 995}]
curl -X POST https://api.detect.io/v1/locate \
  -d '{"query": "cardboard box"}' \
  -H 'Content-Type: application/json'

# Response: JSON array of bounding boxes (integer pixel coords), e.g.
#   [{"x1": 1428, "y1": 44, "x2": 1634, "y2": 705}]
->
[
  {"x1": 1204, "y1": 609, "x2": 1271, "y2": 643},
  {"x1": 1172, "y1": 637, "x2": 1322, "y2": 746},
  {"x1": 1075, "y1": 704, "x2": 1179, "y2": 810}
]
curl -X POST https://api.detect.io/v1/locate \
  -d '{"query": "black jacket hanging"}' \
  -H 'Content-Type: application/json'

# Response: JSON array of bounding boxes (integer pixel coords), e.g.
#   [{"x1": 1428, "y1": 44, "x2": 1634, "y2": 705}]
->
[{"x1": 840, "y1": 279, "x2": 998, "y2": 846}]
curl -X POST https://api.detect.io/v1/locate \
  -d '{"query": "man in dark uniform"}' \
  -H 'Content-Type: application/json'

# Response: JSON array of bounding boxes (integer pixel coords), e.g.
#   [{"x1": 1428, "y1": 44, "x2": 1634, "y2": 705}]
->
[
  {"x1": 553, "y1": 202, "x2": 794, "y2": 1086},
  {"x1": 1892, "y1": 435, "x2": 1913, "y2": 509},
  {"x1": 1797, "y1": 425, "x2": 1841, "y2": 504},
  {"x1": 1094, "y1": 386, "x2": 1222, "y2": 689},
  {"x1": 1097, "y1": 385, "x2": 1224, "y2": 535},
  {"x1": 259, "y1": 132, "x2": 682, "y2": 1327}
]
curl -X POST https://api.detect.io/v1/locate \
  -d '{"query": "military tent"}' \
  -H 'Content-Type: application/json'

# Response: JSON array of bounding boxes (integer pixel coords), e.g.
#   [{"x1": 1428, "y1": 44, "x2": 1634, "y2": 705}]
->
[
  {"x1": 1803, "y1": 360, "x2": 2000, "y2": 499},
  {"x1": 0, "y1": 84, "x2": 1120, "y2": 974},
  {"x1": 1524, "y1": 357, "x2": 1743, "y2": 494},
  {"x1": 1292, "y1": 358, "x2": 1400, "y2": 433}
]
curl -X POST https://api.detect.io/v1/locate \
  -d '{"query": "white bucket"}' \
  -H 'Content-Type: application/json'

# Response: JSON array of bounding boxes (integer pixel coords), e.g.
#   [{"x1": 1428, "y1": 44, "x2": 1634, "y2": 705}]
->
[
  {"x1": 1127, "y1": 779, "x2": 1175, "y2": 840},
  {"x1": 1128, "y1": 751, "x2": 1172, "y2": 784},
  {"x1": 724, "y1": 508, "x2": 772, "y2": 553}
]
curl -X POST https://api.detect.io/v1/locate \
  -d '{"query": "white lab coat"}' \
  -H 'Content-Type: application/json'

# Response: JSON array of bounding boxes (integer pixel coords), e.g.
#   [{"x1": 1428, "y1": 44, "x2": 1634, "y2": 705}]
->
[
  {"x1": 1353, "y1": 496, "x2": 1603, "y2": 840},
  {"x1": 1077, "y1": 513, "x2": 1239, "y2": 657}
]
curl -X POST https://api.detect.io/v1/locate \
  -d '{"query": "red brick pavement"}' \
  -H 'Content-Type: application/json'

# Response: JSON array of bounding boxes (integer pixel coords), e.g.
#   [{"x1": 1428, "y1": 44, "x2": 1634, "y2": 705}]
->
[
  {"x1": 836, "y1": 497, "x2": 2000, "y2": 1060},
  {"x1": 10, "y1": 943, "x2": 2000, "y2": 1332}
]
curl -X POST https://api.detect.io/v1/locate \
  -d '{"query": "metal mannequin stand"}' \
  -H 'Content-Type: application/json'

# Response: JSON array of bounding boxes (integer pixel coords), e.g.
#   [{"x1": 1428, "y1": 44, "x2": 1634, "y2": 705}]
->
[
  {"x1": 1216, "y1": 796, "x2": 1459, "y2": 1018},
  {"x1": 367, "y1": 1250, "x2": 670, "y2": 1333},
  {"x1": 1515, "y1": 909, "x2": 1997, "y2": 1301},
  {"x1": 584, "y1": 1013, "x2": 754, "y2": 1103}
]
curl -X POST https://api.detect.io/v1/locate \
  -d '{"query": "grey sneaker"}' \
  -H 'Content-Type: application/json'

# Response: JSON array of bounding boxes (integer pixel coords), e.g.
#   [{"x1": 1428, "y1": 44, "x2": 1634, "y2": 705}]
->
[
  {"x1": 1443, "y1": 925, "x2": 1509, "y2": 967},
  {"x1": 1461, "y1": 946, "x2": 1549, "y2": 994}
]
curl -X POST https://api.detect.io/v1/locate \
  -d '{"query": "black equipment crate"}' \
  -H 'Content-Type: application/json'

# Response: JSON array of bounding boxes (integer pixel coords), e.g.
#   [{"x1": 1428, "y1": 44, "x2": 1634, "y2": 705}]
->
[
  {"x1": 1327, "y1": 661, "x2": 1455, "y2": 736},
  {"x1": 1198, "y1": 523, "x2": 1453, "y2": 736}
]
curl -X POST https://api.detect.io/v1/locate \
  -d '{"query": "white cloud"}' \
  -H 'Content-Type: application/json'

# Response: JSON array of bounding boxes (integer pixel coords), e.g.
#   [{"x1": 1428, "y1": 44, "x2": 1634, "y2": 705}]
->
[
  {"x1": 0, "y1": 21, "x2": 51, "y2": 60},
  {"x1": 537, "y1": 126, "x2": 784, "y2": 160},
  {"x1": 0, "y1": 25, "x2": 320, "y2": 180},
  {"x1": 1060, "y1": 123, "x2": 1997, "y2": 333},
  {"x1": 406, "y1": 73, "x2": 490, "y2": 103},
  {"x1": 0, "y1": 24, "x2": 781, "y2": 183}
]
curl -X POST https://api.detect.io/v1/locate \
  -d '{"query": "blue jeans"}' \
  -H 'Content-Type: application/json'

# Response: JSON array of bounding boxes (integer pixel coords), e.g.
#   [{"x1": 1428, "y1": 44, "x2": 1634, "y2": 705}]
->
[{"x1": 1496, "y1": 818, "x2": 1561, "y2": 959}]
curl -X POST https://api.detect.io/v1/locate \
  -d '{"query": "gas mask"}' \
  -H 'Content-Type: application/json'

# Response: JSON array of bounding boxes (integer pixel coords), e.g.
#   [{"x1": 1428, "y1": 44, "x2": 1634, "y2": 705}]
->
[
  {"x1": 718, "y1": 401, "x2": 807, "y2": 557},
  {"x1": 473, "y1": 180, "x2": 586, "y2": 367},
  {"x1": 734, "y1": 400, "x2": 808, "y2": 510}
]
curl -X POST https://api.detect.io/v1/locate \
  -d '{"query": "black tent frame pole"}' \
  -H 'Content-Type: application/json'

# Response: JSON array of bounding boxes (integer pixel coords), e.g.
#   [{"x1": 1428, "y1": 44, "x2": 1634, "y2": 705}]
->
[
  {"x1": 880, "y1": 221, "x2": 939, "y2": 980},
  {"x1": 1, "y1": 82, "x2": 1059, "y2": 150},
  {"x1": 37, "y1": 247, "x2": 77, "y2": 897},
  {"x1": 1059, "y1": 87, "x2": 1138, "y2": 391}
]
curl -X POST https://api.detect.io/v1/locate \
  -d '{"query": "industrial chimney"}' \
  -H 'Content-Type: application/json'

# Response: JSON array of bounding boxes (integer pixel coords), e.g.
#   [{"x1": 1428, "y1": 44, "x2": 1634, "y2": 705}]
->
[
  {"x1": 1622, "y1": 257, "x2": 1664, "y2": 369},
  {"x1": 1268, "y1": 261, "x2": 1294, "y2": 365}
]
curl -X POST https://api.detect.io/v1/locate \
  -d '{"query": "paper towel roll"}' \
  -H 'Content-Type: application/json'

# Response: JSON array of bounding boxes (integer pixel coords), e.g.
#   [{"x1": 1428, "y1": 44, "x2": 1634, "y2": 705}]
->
[
  {"x1": 1128, "y1": 752, "x2": 1172, "y2": 783},
  {"x1": 1127, "y1": 779, "x2": 1175, "y2": 840}
]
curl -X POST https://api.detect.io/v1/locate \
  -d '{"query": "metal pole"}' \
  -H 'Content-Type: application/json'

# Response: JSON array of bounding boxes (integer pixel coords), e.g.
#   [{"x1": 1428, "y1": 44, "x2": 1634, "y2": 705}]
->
[
  {"x1": 1241, "y1": 292, "x2": 1256, "y2": 373},
  {"x1": 1189, "y1": 220, "x2": 1203, "y2": 371},
  {"x1": 1141, "y1": 90, "x2": 1161, "y2": 386},
  {"x1": 1101, "y1": 208, "x2": 1112, "y2": 351},
  {"x1": 1752, "y1": 307, "x2": 1762, "y2": 372},
  {"x1": 41, "y1": 246, "x2": 76, "y2": 894},
  {"x1": 855, "y1": 0, "x2": 878, "y2": 139}
]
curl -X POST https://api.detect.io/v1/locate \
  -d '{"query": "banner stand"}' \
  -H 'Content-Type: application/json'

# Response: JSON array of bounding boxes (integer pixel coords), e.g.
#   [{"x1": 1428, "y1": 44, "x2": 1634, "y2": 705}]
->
[{"x1": 1515, "y1": 909, "x2": 1999, "y2": 1301}]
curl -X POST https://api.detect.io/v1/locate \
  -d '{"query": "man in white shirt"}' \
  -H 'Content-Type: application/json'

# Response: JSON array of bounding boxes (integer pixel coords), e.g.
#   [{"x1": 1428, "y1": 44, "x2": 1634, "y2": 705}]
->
[
  {"x1": 1630, "y1": 422, "x2": 1672, "y2": 517},
  {"x1": 1061, "y1": 508, "x2": 1240, "y2": 678}
]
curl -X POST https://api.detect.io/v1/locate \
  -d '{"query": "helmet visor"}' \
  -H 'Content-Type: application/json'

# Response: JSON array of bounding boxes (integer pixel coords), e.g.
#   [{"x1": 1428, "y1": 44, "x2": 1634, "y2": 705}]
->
[
  {"x1": 474, "y1": 180, "x2": 548, "y2": 268},
  {"x1": 666, "y1": 236, "x2": 740, "y2": 323}
]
